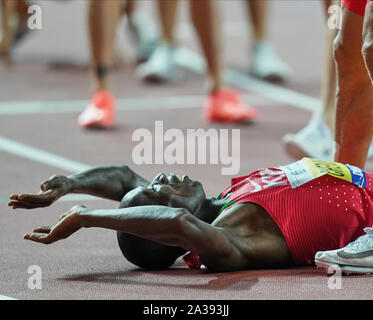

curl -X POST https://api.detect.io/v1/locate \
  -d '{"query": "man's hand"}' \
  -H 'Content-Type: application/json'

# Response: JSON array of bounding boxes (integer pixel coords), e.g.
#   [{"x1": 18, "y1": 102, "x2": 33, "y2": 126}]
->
[
  {"x1": 24, "y1": 205, "x2": 86, "y2": 244},
  {"x1": 8, "y1": 175, "x2": 75, "y2": 210}
]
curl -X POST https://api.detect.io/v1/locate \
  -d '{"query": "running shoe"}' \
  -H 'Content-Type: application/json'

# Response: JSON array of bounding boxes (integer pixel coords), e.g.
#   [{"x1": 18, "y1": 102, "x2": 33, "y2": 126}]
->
[
  {"x1": 315, "y1": 225, "x2": 373, "y2": 275},
  {"x1": 78, "y1": 90, "x2": 115, "y2": 129},
  {"x1": 204, "y1": 89, "x2": 259, "y2": 123},
  {"x1": 250, "y1": 42, "x2": 292, "y2": 83},
  {"x1": 136, "y1": 42, "x2": 182, "y2": 83},
  {"x1": 282, "y1": 120, "x2": 334, "y2": 161}
]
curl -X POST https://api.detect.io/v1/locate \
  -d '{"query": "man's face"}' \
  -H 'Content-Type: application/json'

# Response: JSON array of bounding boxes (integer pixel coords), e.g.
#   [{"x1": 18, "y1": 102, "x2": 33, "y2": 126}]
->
[{"x1": 120, "y1": 173, "x2": 206, "y2": 213}]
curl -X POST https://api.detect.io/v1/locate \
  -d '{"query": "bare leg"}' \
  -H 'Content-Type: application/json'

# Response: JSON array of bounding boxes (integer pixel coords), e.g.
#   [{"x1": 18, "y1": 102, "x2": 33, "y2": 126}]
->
[
  {"x1": 315, "y1": 0, "x2": 338, "y2": 133},
  {"x1": 189, "y1": 0, "x2": 223, "y2": 93},
  {"x1": 136, "y1": 0, "x2": 179, "y2": 82},
  {"x1": 123, "y1": 0, "x2": 136, "y2": 18},
  {"x1": 246, "y1": 0, "x2": 291, "y2": 81},
  {"x1": 157, "y1": 0, "x2": 179, "y2": 45},
  {"x1": 78, "y1": 0, "x2": 121, "y2": 129},
  {"x1": 282, "y1": 0, "x2": 338, "y2": 161},
  {"x1": 246, "y1": 0, "x2": 268, "y2": 44},
  {"x1": 0, "y1": 0, "x2": 18, "y2": 59},
  {"x1": 334, "y1": 7, "x2": 373, "y2": 168},
  {"x1": 362, "y1": 2, "x2": 373, "y2": 83},
  {"x1": 189, "y1": 0, "x2": 258, "y2": 122},
  {"x1": 88, "y1": 0, "x2": 122, "y2": 92},
  {"x1": 119, "y1": 0, "x2": 157, "y2": 64}
]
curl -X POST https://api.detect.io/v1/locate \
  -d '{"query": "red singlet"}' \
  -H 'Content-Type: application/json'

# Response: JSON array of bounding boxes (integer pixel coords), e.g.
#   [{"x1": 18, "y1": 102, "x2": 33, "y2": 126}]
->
[
  {"x1": 184, "y1": 161, "x2": 373, "y2": 268},
  {"x1": 342, "y1": 0, "x2": 373, "y2": 16}
]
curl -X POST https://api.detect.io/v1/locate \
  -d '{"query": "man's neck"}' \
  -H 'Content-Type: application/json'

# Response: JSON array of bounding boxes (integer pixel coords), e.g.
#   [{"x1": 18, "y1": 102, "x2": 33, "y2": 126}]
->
[{"x1": 193, "y1": 197, "x2": 227, "y2": 224}]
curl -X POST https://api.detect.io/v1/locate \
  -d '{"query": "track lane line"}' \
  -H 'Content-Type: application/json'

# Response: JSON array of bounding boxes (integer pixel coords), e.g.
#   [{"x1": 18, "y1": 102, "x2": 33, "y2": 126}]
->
[
  {"x1": 0, "y1": 137, "x2": 104, "y2": 202},
  {"x1": 0, "y1": 49, "x2": 319, "y2": 115},
  {"x1": 0, "y1": 295, "x2": 18, "y2": 300},
  {"x1": 175, "y1": 48, "x2": 320, "y2": 113},
  {"x1": 0, "y1": 93, "x2": 273, "y2": 115},
  {"x1": 0, "y1": 136, "x2": 91, "y2": 173}
]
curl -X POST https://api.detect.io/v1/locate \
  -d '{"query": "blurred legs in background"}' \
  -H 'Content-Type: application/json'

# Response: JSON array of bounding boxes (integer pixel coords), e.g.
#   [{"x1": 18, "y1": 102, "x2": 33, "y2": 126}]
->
[
  {"x1": 282, "y1": 0, "x2": 339, "y2": 161},
  {"x1": 119, "y1": 0, "x2": 158, "y2": 64},
  {"x1": 78, "y1": 0, "x2": 157, "y2": 129},
  {"x1": 136, "y1": 0, "x2": 180, "y2": 82},
  {"x1": 246, "y1": 0, "x2": 292, "y2": 82},
  {"x1": 138, "y1": 0, "x2": 259, "y2": 123},
  {"x1": 0, "y1": 0, "x2": 31, "y2": 62},
  {"x1": 77, "y1": 0, "x2": 121, "y2": 129}
]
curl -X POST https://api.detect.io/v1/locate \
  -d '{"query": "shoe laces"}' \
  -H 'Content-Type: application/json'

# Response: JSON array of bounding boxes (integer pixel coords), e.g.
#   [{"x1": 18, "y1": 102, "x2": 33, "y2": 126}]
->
[{"x1": 345, "y1": 225, "x2": 373, "y2": 252}]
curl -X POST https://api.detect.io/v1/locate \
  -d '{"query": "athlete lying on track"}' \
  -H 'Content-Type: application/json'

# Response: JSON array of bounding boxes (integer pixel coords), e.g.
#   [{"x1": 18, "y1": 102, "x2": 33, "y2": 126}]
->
[{"x1": 8, "y1": 158, "x2": 373, "y2": 274}]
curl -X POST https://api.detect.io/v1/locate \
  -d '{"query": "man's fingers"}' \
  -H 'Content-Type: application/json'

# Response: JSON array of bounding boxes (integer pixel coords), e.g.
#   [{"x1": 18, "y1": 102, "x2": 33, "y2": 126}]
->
[
  {"x1": 8, "y1": 198, "x2": 49, "y2": 208},
  {"x1": 9, "y1": 190, "x2": 60, "y2": 208},
  {"x1": 32, "y1": 226, "x2": 52, "y2": 234},
  {"x1": 24, "y1": 233, "x2": 52, "y2": 244},
  {"x1": 8, "y1": 200, "x2": 45, "y2": 209},
  {"x1": 18, "y1": 193, "x2": 54, "y2": 203},
  {"x1": 8, "y1": 193, "x2": 56, "y2": 208},
  {"x1": 9, "y1": 194, "x2": 18, "y2": 200}
]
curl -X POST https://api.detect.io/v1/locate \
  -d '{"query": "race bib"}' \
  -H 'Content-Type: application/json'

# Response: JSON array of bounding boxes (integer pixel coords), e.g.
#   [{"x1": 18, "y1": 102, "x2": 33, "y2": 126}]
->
[{"x1": 280, "y1": 158, "x2": 366, "y2": 189}]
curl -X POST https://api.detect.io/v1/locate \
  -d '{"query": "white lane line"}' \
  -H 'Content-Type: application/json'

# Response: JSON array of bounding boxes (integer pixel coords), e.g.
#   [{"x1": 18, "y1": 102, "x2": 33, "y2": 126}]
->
[
  {"x1": 226, "y1": 69, "x2": 320, "y2": 112},
  {"x1": 0, "y1": 93, "x2": 273, "y2": 116},
  {"x1": 0, "y1": 295, "x2": 18, "y2": 300},
  {"x1": 0, "y1": 137, "x2": 105, "y2": 201},
  {"x1": 0, "y1": 95, "x2": 204, "y2": 115},
  {"x1": 0, "y1": 50, "x2": 319, "y2": 116},
  {"x1": 0, "y1": 136, "x2": 91, "y2": 173}
]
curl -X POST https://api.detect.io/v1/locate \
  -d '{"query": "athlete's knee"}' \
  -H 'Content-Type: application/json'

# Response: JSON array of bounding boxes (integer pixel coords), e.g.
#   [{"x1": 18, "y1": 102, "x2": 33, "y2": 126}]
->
[
  {"x1": 334, "y1": 37, "x2": 367, "y2": 85},
  {"x1": 333, "y1": 36, "x2": 350, "y2": 69}
]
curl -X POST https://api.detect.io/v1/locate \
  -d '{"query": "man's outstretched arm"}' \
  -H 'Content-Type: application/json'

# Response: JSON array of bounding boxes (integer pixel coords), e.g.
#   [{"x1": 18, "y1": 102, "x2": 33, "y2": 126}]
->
[
  {"x1": 9, "y1": 165, "x2": 149, "y2": 209},
  {"x1": 24, "y1": 204, "x2": 246, "y2": 271},
  {"x1": 67, "y1": 165, "x2": 149, "y2": 200}
]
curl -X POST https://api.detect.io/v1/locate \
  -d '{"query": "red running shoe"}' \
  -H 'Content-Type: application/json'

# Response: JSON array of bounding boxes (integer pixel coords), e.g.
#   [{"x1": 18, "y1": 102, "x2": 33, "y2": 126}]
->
[
  {"x1": 78, "y1": 90, "x2": 115, "y2": 129},
  {"x1": 204, "y1": 89, "x2": 259, "y2": 123}
]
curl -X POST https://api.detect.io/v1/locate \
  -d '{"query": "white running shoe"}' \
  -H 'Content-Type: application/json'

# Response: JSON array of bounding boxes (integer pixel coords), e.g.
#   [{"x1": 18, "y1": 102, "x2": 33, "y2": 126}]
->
[
  {"x1": 136, "y1": 42, "x2": 182, "y2": 83},
  {"x1": 315, "y1": 225, "x2": 373, "y2": 275},
  {"x1": 250, "y1": 42, "x2": 292, "y2": 82},
  {"x1": 282, "y1": 120, "x2": 334, "y2": 161}
]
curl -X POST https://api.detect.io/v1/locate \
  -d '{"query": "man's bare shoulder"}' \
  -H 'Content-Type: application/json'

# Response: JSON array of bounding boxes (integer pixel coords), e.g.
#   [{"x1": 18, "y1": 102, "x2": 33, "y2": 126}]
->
[
  {"x1": 212, "y1": 203, "x2": 275, "y2": 234},
  {"x1": 205, "y1": 203, "x2": 293, "y2": 270}
]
